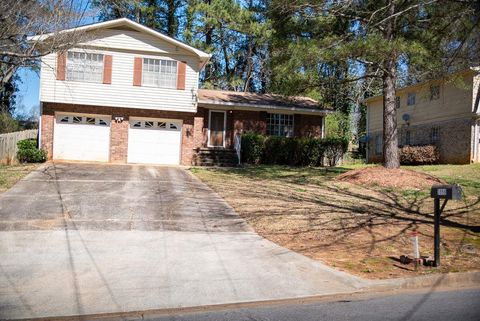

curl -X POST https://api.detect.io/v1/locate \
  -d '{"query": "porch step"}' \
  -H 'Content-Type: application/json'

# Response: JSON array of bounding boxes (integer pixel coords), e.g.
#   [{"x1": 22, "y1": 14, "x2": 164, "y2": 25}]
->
[{"x1": 194, "y1": 148, "x2": 239, "y2": 167}]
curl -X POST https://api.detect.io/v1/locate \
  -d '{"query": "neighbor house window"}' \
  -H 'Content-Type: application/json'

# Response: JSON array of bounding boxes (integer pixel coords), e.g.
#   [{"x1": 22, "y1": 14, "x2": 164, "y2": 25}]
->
[
  {"x1": 266, "y1": 113, "x2": 294, "y2": 137},
  {"x1": 405, "y1": 130, "x2": 411, "y2": 145},
  {"x1": 66, "y1": 51, "x2": 104, "y2": 83},
  {"x1": 430, "y1": 85, "x2": 440, "y2": 100},
  {"x1": 375, "y1": 135, "x2": 382, "y2": 154},
  {"x1": 395, "y1": 96, "x2": 401, "y2": 109},
  {"x1": 142, "y1": 58, "x2": 177, "y2": 88},
  {"x1": 431, "y1": 127, "x2": 440, "y2": 143},
  {"x1": 407, "y1": 92, "x2": 416, "y2": 106}
]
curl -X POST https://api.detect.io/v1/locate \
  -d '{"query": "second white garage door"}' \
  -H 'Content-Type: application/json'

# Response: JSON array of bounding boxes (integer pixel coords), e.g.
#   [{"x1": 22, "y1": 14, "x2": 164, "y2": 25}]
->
[{"x1": 127, "y1": 118, "x2": 182, "y2": 165}]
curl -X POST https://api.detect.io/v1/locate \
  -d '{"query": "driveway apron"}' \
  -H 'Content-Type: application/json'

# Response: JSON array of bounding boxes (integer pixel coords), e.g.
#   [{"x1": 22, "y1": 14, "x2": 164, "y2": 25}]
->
[{"x1": 0, "y1": 163, "x2": 367, "y2": 319}]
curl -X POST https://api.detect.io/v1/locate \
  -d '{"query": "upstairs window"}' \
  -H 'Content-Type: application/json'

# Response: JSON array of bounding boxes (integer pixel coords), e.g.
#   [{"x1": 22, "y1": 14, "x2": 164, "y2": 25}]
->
[
  {"x1": 395, "y1": 96, "x2": 401, "y2": 109},
  {"x1": 66, "y1": 52, "x2": 104, "y2": 83},
  {"x1": 266, "y1": 113, "x2": 294, "y2": 137},
  {"x1": 143, "y1": 58, "x2": 177, "y2": 88},
  {"x1": 407, "y1": 92, "x2": 416, "y2": 106},
  {"x1": 430, "y1": 85, "x2": 440, "y2": 100}
]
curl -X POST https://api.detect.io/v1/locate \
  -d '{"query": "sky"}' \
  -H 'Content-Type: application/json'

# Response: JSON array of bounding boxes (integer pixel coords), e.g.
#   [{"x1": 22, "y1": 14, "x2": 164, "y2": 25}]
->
[{"x1": 14, "y1": 68, "x2": 40, "y2": 118}]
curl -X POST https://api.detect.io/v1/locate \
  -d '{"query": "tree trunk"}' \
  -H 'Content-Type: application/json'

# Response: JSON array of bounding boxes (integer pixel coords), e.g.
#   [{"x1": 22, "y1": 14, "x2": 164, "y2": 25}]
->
[
  {"x1": 381, "y1": 0, "x2": 400, "y2": 169},
  {"x1": 166, "y1": 0, "x2": 177, "y2": 37},
  {"x1": 203, "y1": 0, "x2": 213, "y2": 82},
  {"x1": 382, "y1": 58, "x2": 399, "y2": 168}
]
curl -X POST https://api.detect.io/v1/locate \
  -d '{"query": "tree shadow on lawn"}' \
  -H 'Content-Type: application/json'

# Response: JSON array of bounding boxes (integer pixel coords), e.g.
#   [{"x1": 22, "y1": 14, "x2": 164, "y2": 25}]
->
[
  {"x1": 196, "y1": 165, "x2": 351, "y2": 184},
  {"x1": 196, "y1": 166, "x2": 480, "y2": 275}
]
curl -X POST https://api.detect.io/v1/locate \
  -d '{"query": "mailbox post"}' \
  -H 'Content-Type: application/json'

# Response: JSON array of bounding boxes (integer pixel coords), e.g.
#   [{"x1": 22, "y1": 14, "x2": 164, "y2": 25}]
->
[{"x1": 430, "y1": 184, "x2": 462, "y2": 267}]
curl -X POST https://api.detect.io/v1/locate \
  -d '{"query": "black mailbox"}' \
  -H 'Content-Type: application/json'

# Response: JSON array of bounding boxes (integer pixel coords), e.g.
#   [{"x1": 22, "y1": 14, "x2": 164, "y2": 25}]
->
[{"x1": 430, "y1": 184, "x2": 462, "y2": 200}]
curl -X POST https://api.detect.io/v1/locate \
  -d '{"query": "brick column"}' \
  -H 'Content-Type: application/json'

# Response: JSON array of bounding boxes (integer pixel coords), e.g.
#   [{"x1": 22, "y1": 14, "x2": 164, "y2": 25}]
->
[
  {"x1": 110, "y1": 119, "x2": 129, "y2": 163},
  {"x1": 40, "y1": 103, "x2": 55, "y2": 160},
  {"x1": 41, "y1": 114, "x2": 54, "y2": 160}
]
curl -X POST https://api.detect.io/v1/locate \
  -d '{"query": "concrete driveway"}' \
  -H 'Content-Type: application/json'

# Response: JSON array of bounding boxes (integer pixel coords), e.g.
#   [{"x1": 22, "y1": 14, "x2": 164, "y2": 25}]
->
[{"x1": 0, "y1": 163, "x2": 367, "y2": 319}]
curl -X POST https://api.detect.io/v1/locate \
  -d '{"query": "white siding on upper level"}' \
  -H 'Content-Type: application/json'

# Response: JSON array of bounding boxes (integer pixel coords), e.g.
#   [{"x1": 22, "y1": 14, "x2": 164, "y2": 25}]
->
[
  {"x1": 82, "y1": 29, "x2": 193, "y2": 57},
  {"x1": 40, "y1": 29, "x2": 202, "y2": 113}
]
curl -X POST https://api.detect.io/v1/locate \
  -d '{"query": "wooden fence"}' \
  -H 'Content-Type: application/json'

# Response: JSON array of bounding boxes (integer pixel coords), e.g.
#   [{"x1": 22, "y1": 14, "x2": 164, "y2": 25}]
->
[{"x1": 0, "y1": 129, "x2": 38, "y2": 164}]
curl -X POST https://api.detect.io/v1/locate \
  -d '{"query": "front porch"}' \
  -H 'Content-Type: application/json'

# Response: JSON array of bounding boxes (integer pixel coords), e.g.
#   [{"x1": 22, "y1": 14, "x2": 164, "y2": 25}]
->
[{"x1": 193, "y1": 147, "x2": 239, "y2": 167}]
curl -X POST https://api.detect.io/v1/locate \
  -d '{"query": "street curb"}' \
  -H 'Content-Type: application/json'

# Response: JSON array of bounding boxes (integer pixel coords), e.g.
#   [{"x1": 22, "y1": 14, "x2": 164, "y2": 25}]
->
[
  {"x1": 10, "y1": 272, "x2": 479, "y2": 321},
  {"x1": 368, "y1": 271, "x2": 480, "y2": 292}
]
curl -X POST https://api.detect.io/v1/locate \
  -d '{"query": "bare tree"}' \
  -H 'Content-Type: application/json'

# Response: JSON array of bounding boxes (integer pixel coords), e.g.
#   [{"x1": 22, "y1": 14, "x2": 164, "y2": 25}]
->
[{"x1": 0, "y1": 0, "x2": 92, "y2": 86}]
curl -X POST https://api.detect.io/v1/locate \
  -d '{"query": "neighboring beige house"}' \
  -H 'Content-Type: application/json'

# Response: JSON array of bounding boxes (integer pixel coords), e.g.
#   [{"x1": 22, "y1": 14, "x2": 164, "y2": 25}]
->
[{"x1": 364, "y1": 69, "x2": 480, "y2": 164}]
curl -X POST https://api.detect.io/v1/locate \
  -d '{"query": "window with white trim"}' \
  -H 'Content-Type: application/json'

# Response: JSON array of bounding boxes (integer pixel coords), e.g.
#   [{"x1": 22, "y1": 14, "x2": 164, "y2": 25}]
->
[
  {"x1": 56, "y1": 114, "x2": 110, "y2": 126},
  {"x1": 142, "y1": 58, "x2": 177, "y2": 88},
  {"x1": 66, "y1": 52, "x2": 104, "y2": 83},
  {"x1": 130, "y1": 120, "x2": 181, "y2": 131},
  {"x1": 407, "y1": 92, "x2": 416, "y2": 106},
  {"x1": 266, "y1": 113, "x2": 294, "y2": 137}
]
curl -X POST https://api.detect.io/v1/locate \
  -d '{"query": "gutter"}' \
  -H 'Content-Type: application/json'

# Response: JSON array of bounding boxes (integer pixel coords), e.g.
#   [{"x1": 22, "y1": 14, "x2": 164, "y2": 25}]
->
[{"x1": 198, "y1": 101, "x2": 332, "y2": 115}]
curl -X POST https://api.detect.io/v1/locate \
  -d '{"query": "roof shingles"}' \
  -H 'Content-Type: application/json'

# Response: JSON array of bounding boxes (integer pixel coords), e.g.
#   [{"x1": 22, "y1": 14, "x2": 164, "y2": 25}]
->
[{"x1": 197, "y1": 89, "x2": 329, "y2": 111}]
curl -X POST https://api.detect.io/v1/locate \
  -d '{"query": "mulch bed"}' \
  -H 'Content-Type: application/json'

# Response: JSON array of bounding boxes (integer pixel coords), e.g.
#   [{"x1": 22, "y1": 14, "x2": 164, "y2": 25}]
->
[{"x1": 336, "y1": 166, "x2": 445, "y2": 189}]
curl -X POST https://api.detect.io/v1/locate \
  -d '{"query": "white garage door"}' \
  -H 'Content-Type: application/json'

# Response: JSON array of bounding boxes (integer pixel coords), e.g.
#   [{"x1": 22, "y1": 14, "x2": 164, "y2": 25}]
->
[
  {"x1": 127, "y1": 118, "x2": 182, "y2": 165},
  {"x1": 53, "y1": 114, "x2": 111, "y2": 162}
]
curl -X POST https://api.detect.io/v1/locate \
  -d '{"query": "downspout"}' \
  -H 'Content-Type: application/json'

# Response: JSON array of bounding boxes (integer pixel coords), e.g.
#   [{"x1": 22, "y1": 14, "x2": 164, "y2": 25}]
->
[
  {"x1": 321, "y1": 115, "x2": 326, "y2": 139},
  {"x1": 366, "y1": 104, "x2": 370, "y2": 162},
  {"x1": 38, "y1": 102, "x2": 43, "y2": 149}
]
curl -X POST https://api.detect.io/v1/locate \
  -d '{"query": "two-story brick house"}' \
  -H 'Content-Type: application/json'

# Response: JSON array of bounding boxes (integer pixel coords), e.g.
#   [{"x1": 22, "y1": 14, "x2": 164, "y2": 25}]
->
[
  {"x1": 34, "y1": 18, "x2": 329, "y2": 166},
  {"x1": 364, "y1": 69, "x2": 480, "y2": 164}
]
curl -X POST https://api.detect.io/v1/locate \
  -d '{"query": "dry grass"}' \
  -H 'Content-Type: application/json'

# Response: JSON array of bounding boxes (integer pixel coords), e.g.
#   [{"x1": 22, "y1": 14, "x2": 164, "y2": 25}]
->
[
  {"x1": 191, "y1": 165, "x2": 480, "y2": 279},
  {"x1": 0, "y1": 163, "x2": 39, "y2": 193},
  {"x1": 337, "y1": 166, "x2": 445, "y2": 189}
]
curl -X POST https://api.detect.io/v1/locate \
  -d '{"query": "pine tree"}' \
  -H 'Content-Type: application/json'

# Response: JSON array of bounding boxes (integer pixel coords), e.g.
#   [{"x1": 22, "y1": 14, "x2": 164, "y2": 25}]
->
[
  {"x1": 185, "y1": 0, "x2": 271, "y2": 90},
  {"x1": 268, "y1": 0, "x2": 480, "y2": 168}
]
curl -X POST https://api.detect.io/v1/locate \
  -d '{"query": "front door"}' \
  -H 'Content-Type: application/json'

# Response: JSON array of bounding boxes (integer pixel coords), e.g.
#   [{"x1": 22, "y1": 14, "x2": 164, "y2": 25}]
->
[{"x1": 209, "y1": 111, "x2": 225, "y2": 147}]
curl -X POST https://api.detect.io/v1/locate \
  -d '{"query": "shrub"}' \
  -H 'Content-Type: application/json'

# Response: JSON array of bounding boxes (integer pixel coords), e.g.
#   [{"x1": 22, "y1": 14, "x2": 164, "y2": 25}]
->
[
  {"x1": 241, "y1": 132, "x2": 265, "y2": 164},
  {"x1": 323, "y1": 137, "x2": 349, "y2": 167},
  {"x1": 295, "y1": 138, "x2": 325, "y2": 166},
  {"x1": 240, "y1": 134, "x2": 348, "y2": 167},
  {"x1": 400, "y1": 145, "x2": 439, "y2": 165},
  {"x1": 17, "y1": 139, "x2": 47, "y2": 163},
  {"x1": 263, "y1": 136, "x2": 297, "y2": 165}
]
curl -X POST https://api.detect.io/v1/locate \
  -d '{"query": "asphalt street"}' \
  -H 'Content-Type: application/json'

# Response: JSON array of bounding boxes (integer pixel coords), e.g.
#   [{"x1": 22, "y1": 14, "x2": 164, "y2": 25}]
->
[{"x1": 147, "y1": 288, "x2": 480, "y2": 321}]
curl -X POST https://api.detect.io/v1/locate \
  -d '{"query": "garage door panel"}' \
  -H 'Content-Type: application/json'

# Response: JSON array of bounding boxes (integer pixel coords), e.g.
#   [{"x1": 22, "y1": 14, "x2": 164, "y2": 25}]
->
[
  {"x1": 53, "y1": 114, "x2": 111, "y2": 162},
  {"x1": 127, "y1": 119, "x2": 182, "y2": 165}
]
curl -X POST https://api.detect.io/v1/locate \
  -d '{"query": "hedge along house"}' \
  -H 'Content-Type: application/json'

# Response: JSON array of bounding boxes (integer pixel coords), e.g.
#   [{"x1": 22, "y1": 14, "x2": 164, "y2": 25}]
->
[
  {"x1": 34, "y1": 18, "x2": 329, "y2": 166},
  {"x1": 364, "y1": 68, "x2": 480, "y2": 164}
]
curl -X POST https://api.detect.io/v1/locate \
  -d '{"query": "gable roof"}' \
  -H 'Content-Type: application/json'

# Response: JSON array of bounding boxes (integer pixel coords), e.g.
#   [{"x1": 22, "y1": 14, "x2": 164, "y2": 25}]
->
[
  {"x1": 198, "y1": 89, "x2": 331, "y2": 114},
  {"x1": 29, "y1": 18, "x2": 211, "y2": 68}
]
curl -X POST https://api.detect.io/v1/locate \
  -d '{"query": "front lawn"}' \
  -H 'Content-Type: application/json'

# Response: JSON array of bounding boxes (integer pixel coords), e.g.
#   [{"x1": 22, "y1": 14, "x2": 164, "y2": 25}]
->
[
  {"x1": 191, "y1": 164, "x2": 480, "y2": 279},
  {"x1": 0, "y1": 164, "x2": 39, "y2": 193},
  {"x1": 406, "y1": 163, "x2": 480, "y2": 196}
]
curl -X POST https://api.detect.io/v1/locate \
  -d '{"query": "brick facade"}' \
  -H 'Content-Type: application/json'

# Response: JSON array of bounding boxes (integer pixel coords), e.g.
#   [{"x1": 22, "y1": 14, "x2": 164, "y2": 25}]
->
[
  {"x1": 42, "y1": 102, "x2": 196, "y2": 165},
  {"x1": 294, "y1": 114, "x2": 324, "y2": 137},
  {"x1": 367, "y1": 117, "x2": 474, "y2": 164},
  {"x1": 41, "y1": 102, "x2": 324, "y2": 165}
]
